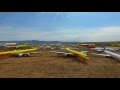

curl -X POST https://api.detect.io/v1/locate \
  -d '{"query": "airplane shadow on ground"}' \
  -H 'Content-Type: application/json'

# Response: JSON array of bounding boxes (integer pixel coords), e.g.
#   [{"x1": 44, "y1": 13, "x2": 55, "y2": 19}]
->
[
  {"x1": 106, "y1": 57, "x2": 120, "y2": 63},
  {"x1": 51, "y1": 55, "x2": 88, "y2": 65},
  {"x1": 0, "y1": 56, "x2": 11, "y2": 60},
  {"x1": 0, "y1": 55, "x2": 37, "y2": 60},
  {"x1": 71, "y1": 58, "x2": 89, "y2": 65}
]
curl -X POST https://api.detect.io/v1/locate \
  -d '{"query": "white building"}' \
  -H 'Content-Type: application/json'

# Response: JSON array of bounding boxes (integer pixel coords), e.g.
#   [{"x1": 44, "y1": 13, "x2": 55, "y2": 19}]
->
[{"x1": 5, "y1": 43, "x2": 17, "y2": 46}]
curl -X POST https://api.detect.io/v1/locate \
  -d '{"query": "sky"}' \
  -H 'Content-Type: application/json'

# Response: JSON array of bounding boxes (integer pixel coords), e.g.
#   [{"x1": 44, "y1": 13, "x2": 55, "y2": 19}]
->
[{"x1": 0, "y1": 12, "x2": 120, "y2": 42}]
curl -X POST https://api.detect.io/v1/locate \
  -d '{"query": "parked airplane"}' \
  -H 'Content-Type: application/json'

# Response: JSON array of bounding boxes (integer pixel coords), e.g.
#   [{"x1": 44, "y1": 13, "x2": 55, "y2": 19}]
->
[
  {"x1": 90, "y1": 47, "x2": 120, "y2": 61},
  {"x1": 5, "y1": 45, "x2": 30, "y2": 48},
  {"x1": 91, "y1": 47, "x2": 119, "y2": 52},
  {"x1": 5, "y1": 43, "x2": 17, "y2": 46},
  {"x1": 50, "y1": 48, "x2": 89, "y2": 62},
  {"x1": 0, "y1": 48, "x2": 39, "y2": 57},
  {"x1": 80, "y1": 44, "x2": 96, "y2": 48}
]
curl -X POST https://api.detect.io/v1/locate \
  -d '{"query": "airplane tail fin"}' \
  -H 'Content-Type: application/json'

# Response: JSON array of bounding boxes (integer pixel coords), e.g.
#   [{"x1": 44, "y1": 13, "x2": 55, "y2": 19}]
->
[{"x1": 102, "y1": 45, "x2": 106, "y2": 52}]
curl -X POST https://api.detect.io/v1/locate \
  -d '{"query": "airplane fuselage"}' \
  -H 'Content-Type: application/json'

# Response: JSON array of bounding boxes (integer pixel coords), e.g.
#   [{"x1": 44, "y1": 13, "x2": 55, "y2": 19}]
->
[
  {"x1": 0, "y1": 48, "x2": 38, "y2": 57},
  {"x1": 104, "y1": 50, "x2": 120, "y2": 60},
  {"x1": 65, "y1": 48, "x2": 89, "y2": 61}
]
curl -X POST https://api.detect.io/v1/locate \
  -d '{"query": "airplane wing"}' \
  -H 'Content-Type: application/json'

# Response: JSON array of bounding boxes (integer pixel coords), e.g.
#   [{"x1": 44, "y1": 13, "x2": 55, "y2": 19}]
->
[
  {"x1": 91, "y1": 48, "x2": 104, "y2": 52},
  {"x1": 81, "y1": 51, "x2": 89, "y2": 54},
  {"x1": 90, "y1": 53, "x2": 111, "y2": 57}
]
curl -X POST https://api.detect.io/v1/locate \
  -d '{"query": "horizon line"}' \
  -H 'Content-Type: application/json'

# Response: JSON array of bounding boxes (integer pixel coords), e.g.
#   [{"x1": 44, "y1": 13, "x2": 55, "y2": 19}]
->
[{"x1": 0, "y1": 40, "x2": 120, "y2": 43}]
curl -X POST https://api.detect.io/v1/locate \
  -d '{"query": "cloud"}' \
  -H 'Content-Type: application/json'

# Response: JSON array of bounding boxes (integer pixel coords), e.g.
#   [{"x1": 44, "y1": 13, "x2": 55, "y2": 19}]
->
[
  {"x1": 89, "y1": 26, "x2": 120, "y2": 42},
  {"x1": 56, "y1": 12, "x2": 63, "y2": 15},
  {"x1": 41, "y1": 12, "x2": 45, "y2": 14},
  {"x1": 48, "y1": 26, "x2": 120, "y2": 42},
  {"x1": 0, "y1": 26, "x2": 120, "y2": 41},
  {"x1": 37, "y1": 12, "x2": 63, "y2": 15}
]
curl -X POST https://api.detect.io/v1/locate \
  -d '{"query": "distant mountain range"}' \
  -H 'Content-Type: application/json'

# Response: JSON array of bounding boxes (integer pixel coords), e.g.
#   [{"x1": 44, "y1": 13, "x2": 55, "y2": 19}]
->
[
  {"x1": 0, "y1": 40, "x2": 61, "y2": 44},
  {"x1": 0, "y1": 40, "x2": 120, "y2": 45}
]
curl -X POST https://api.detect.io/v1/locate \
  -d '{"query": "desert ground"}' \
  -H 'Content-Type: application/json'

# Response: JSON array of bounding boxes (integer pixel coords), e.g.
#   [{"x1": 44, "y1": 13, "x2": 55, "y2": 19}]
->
[{"x1": 0, "y1": 49, "x2": 120, "y2": 78}]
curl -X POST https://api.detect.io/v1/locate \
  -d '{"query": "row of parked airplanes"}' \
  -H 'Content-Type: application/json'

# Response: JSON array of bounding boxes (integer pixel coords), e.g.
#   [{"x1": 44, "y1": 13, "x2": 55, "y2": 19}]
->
[{"x1": 0, "y1": 43, "x2": 120, "y2": 62}]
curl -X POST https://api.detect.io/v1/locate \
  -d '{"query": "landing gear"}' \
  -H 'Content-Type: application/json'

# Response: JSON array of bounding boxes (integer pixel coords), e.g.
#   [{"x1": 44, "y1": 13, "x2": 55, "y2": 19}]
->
[
  {"x1": 17, "y1": 53, "x2": 30, "y2": 57},
  {"x1": 65, "y1": 54, "x2": 71, "y2": 57},
  {"x1": 22, "y1": 53, "x2": 30, "y2": 57}
]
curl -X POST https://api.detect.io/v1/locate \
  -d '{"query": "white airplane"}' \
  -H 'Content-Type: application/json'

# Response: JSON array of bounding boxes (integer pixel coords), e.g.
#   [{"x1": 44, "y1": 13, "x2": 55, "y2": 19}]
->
[
  {"x1": 90, "y1": 47, "x2": 120, "y2": 61},
  {"x1": 91, "y1": 47, "x2": 119, "y2": 52}
]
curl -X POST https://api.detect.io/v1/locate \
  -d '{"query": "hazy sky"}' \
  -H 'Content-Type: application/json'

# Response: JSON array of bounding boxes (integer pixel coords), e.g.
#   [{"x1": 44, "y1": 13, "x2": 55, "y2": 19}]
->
[{"x1": 0, "y1": 12, "x2": 120, "y2": 42}]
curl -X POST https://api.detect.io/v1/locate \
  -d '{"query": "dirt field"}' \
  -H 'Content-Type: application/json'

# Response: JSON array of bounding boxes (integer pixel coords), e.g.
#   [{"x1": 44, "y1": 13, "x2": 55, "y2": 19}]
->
[{"x1": 0, "y1": 50, "x2": 120, "y2": 78}]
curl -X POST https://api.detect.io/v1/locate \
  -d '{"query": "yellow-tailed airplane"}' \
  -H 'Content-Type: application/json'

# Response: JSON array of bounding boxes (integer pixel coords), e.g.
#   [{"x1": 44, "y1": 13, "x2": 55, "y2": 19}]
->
[
  {"x1": 50, "y1": 48, "x2": 89, "y2": 62},
  {"x1": 0, "y1": 48, "x2": 39, "y2": 57}
]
